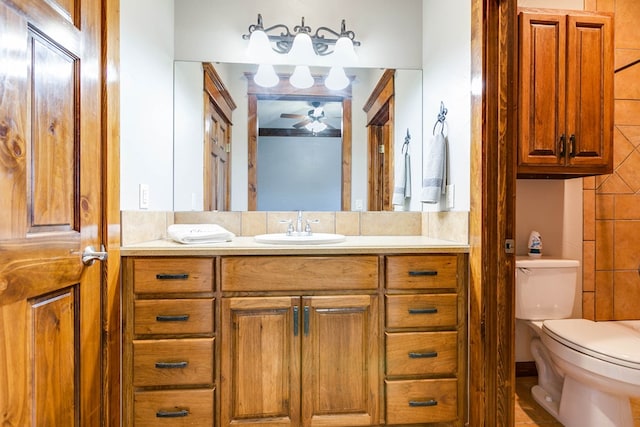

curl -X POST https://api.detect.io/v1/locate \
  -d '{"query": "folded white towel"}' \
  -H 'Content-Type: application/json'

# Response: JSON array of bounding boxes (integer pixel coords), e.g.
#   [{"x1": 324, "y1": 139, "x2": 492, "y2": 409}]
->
[
  {"x1": 421, "y1": 132, "x2": 447, "y2": 204},
  {"x1": 392, "y1": 149, "x2": 412, "y2": 206},
  {"x1": 168, "y1": 224, "x2": 235, "y2": 244}
]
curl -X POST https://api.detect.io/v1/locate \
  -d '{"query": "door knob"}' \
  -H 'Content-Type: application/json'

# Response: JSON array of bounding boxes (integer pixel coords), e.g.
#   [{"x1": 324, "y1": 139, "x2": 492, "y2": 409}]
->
[{"x1": 82, "y1": 245, "x2": 108, "y2": 266}]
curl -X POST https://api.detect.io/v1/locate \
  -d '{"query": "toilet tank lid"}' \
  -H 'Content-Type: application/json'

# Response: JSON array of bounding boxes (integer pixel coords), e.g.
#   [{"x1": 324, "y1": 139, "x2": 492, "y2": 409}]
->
[{"x1": 516, "y1": 257, "x2": 580, "y2": 268}]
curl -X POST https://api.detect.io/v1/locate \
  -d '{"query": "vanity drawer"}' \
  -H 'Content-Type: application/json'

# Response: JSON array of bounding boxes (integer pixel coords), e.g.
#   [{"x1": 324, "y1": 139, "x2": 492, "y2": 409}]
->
[
  {"x1": 385, "y1": 378, "x2": 458, "y2": 424},
  {"x1": 134, "y1": 299, "x2": 214, "y2": 335},
  {"x1": 133, "y1": 258, "x2": 214, "y2": 294},
  {"x1": 133, "y1": 338, "x2": 214, "y2": 387},
  {"x1": 134, "y1": 388, "x2": 214, "y2": 426},
  {"x1": 221, "y1": 255, "x2": 379, "y2": 291},
  {"x1": 386, "y1": 331, "x2": 457, "y2": 376},
  {"x1": 386, "y1": 294, "x2": 457, "y2": 328},
  {"x1": 386, "y1": 255, "x2": 458, "y2": 290}
]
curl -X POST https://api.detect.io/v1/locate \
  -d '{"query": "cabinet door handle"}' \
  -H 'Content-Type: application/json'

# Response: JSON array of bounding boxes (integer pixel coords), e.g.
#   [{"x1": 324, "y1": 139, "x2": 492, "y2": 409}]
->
[
  {"x1": 293, "y1": 306, "x2": 299, "y2": 336},
  {"x1": 559, "y1": 134, "x2": 566, "y2": 157},
  {"x1": 409, "y1": 399, "x2": 438, "y2": 407},
  {"x1": 156, "y1": 314, "x2": 189, "y2": 322},
  {"x1": 156, "y1": 273, "x2": 189, "y2": 280},
  {"x1": 408, "y1": 270, "x2": 437, "y2": 277},
  {"x1": 155, "y1": 361, "x2": 188, "y2": 369},
  {"x1": 408, "y1": 307, "x2": 438, "y2": 315},
  {"x1": 569, "y1": 134, "x2": 576, "y2": 157},
  {"x1": 156, "y1": 409, "x2": 189, "y2": 418},
  {"x1": 303, "y1": 306, "x2": 310, "y2": 336},
  {"x1": 408, "y1": 351, "x2": 438, "y2": 359}
]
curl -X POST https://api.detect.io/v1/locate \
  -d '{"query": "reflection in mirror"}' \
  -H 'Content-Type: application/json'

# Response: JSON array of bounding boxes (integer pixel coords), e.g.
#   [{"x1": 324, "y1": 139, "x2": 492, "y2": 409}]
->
[
  {"x1": 257, "y1": 99, "x2": 343, "y2": 211},
  {"x1": 173, "y1": 62, "x2": 423, "y2": 212}
]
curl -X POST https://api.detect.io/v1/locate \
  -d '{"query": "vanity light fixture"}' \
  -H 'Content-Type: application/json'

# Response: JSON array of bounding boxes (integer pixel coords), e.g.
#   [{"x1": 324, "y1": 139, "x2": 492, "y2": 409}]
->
[
  {"x1": 243, "y1": 14, "x2": 360, "y2": 60},
  {"x1": 244, "y1": 14, "x2": 358, "y2": 91}
]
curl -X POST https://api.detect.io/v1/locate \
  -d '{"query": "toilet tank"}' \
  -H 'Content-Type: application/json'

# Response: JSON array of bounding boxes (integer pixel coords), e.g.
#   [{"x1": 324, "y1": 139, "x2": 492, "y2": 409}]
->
[{"x1": 515, "y1": 257, "x2": 580, "y2": 320}]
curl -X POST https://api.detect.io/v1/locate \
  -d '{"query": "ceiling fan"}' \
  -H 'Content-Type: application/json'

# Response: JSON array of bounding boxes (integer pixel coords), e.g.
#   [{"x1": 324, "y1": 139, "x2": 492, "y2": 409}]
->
[{"x1": 280, "y1": 101, "x2": 336, "y2": 131}]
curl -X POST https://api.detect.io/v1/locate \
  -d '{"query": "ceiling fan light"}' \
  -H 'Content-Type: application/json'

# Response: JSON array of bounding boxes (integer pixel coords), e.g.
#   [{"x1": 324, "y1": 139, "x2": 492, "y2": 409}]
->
[
  {"x1": 254, "y1": 63, "x2": 279, "y2": 87},
  {"x1": 289, "y1": 65, "x2": 314, "y2": 89},
  {"x1": 288, "y1": 32, "x2": 315, "y2": 64},
  {"x1": 333, "y1": 36, "x2": 357, "y2": 65},
  {"x1": 325, "y1": 66, "x2": 349, "y2": 91},
  {"x1": 305, "y1": 120, "x2": 327, "y2": 133},
  {"x1": 247, "y1": 30, "x2": 274, "y2": 63}
]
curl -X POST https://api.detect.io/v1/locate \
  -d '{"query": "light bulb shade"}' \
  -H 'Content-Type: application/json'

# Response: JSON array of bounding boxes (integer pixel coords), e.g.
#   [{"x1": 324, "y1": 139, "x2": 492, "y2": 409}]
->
[
  {"x1": 247, "y1": 30, "x2": 275, "y2": 63},
  {"x1": 287, "y1": 32, "x2": 316, "y2": 64},
  {"x1": 333, "y1": 36, "x2": 357, "y2": 65},
  {"x1": 305, "y1": 120, "x2": 327, "y2": 133},
  {"x1": 289, "y1": 65, "x2": 314, "y2": 89},
  {"x1": 254, "y1": 64, "x2": 279, "y2": 87},
  {"x1": 325, "y1": 66, "x2": 349, "y2": 91}
]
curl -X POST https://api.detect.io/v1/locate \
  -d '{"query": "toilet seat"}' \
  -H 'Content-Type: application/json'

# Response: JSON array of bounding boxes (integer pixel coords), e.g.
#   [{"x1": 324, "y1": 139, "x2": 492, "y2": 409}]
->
[{"x1": 542, "y1": 319, "x2": 640, "y2": 369}]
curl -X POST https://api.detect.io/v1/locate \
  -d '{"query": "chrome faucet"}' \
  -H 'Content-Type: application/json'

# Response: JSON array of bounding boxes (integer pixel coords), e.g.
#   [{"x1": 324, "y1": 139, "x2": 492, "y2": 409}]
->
[
  {"x1": 280, "y1": 211, "x2": 319, "y2": 236},
  {"x1": 296, "y1": 210, "x2": 304, "y2": 233}
]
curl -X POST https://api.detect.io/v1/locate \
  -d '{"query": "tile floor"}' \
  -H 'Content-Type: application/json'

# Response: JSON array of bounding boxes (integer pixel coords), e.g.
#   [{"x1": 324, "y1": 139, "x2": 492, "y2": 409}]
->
[{"x1": 515, "y1": 376, "x2": 640, "y2": 426}]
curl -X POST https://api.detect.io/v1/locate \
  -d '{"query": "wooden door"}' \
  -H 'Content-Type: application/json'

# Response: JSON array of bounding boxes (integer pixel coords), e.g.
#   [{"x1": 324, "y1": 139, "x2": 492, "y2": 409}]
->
[
  {"x1": 517, "y1": 11, "x2": 566, "y2": 168},
  {"x1": 0, "y1": 0, "x2": 103, "y2": 426},
  {"x1": 221, "y1": 297, "x2": 301, "y2": 427},
  {"x1": 204, "y1": 97, "x2": 230, "y2": 211},
  {"x1": 565, "y1": 13, "x2": 613, "y2": 170},
  {"x1": 301, "y1": 295, "x2": 379, "y2": 426}
]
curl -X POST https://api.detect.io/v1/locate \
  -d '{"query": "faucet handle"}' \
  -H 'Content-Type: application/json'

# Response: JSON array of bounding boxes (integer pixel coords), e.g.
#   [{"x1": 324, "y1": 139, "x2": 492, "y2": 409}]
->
[
  {"x1": 304, "y1": 219, "x2": 320, "y2": 235},
  {"x1": 279, "y1": 219, "x2": 294, "y2": 235}
]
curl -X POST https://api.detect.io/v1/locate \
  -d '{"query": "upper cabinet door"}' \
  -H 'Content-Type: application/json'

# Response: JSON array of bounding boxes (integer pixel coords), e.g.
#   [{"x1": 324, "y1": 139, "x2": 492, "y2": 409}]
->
[
  {"x1": 565, "y1": 13, "x2": 614, "y2": 169},
  {"x1": 517, "y1": 9, "x2": 613, "y2": 178}
]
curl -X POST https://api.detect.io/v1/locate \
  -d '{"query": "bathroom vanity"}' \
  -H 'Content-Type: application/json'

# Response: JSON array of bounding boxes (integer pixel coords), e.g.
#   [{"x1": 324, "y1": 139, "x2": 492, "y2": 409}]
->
[{"x1": 121, "y1": 237, "x2": 468, "y2": 426}]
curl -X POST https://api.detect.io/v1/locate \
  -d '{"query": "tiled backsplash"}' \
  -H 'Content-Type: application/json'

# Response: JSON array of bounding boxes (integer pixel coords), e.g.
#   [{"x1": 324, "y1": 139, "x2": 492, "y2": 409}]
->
[{"x1": 120, "y1": 210, "x2": 469, "y2": 246}]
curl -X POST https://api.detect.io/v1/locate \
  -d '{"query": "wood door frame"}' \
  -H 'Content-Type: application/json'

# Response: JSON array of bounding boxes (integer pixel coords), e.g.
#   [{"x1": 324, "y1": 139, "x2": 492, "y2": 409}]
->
[
  {"x1": 363, "y1": 69, "x2": 395, "y2": 211},
  {"x1": 468, "y1": 0, "x2": 518, "y2": 425},
  {"x1": 246, "y1": 74, "x2": 352, "y2": 211}
]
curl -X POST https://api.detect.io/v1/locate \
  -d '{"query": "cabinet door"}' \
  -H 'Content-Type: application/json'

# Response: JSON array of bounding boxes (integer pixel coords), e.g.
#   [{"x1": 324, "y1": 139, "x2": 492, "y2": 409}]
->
[
  {"x1": 565, "y1": 13, "x2": 613, "y2": 170},
  {"x1": 221, "y1": 297, "x2": 301, "y2": 427},
  {"x1": 518, "y1": 11, "x2": 567, "y2": 168},
  {"x1": 301, "y1": 295, "x2": 379, "y2": 426}
]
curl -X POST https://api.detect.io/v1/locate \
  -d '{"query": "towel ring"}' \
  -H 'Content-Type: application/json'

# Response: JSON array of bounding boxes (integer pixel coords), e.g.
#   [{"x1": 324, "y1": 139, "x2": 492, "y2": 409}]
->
[
  {"x1": 402, "y1": 129, "x2": 411, "y2": 154},
  {"x1": 432, "y1": 101, "x2": 448, "y2": 136}
]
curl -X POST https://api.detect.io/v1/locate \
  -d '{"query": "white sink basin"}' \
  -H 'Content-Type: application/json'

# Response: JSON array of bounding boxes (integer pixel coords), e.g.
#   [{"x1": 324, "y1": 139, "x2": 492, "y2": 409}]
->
[{"x1": 254, "y1": 233, "x2": 346, "y2": 245}]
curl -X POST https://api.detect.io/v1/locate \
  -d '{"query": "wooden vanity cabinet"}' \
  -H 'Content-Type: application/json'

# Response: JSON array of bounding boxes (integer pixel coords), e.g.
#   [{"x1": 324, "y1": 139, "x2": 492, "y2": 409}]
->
[
  {"x1": 219, "y1": 255, "x2": 380, "y2": 427},
  {"x1": 122, "y1": 257, "x2": 216, "y2": 427},
  {"x1": 384, "y1": 254, "x2": 467, "y2": 426},
  {"x1": 517, "y1": 8, "x2": 613, "y2": 178}
]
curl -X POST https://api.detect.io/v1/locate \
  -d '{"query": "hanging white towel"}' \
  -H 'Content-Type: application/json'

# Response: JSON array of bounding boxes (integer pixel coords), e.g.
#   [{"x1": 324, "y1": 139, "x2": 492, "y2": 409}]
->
[
  {"x1": 392, "y1": 149, "x2": 412, "y2": 206},
  {"x1": 168, "y1": 223, "x2": 235, "y2": 244},
  {"x1": 421, "y1": 132, "x2": 447, "y2": 203}
]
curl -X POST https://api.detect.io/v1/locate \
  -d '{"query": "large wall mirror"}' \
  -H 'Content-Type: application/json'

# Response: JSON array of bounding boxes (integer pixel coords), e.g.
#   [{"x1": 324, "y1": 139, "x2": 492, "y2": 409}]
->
[{"x1": 173, "y1": 61, "x2": 423, "y2": 212}]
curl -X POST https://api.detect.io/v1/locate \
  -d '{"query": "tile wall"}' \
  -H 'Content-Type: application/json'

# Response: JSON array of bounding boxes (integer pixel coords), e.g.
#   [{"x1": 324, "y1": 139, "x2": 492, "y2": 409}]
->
[{"x1": 583, "y1": 0, "x2": 640, "y2": 320}]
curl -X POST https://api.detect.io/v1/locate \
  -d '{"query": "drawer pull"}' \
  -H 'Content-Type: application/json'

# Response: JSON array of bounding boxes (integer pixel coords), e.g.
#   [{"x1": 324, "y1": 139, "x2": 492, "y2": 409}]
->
[
  {"x1": 156, "y1": 273, "x2": 189, "y2": 280},
  {"x1": 408, "y1": 307, "x2": 438, "y2": 315},
  {"x1": 156, "y1": 314, "x2": 190, "y2": 322},
  {"x1": 408, "y1": 351, "x2": 438, "y2": 359},
  {"x1": 408, "y1": 270, "x2": 438, "y2": 277},
  {"x1": 155, "y1": 361, "x2": 188, "y2": 369},
  {"x1": 156, "y1": 409, "x2": 189, "y2": 418},
  {"x1": 409, "y1": 399, "x2": 438, "y2": 407}
]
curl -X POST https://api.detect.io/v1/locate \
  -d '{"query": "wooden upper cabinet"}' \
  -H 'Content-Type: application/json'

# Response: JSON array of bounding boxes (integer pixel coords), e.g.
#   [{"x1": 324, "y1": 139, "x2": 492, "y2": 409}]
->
[{"x1": 517, "y1": 9, "x2": 613, "y2": 178}]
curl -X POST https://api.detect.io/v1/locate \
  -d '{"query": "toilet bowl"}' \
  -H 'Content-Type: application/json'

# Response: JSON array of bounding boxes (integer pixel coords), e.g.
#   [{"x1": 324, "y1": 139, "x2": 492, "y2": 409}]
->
[{"x1": 516, "y1": 257, "x2": 640, "y2": 427}]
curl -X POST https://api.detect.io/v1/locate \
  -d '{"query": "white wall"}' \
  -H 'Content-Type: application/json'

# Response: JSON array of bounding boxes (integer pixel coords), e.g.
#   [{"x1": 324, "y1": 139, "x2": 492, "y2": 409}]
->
[
  {"x1": 120, "y1": 0, "x2": 175, "y2": 210},
  {"x1": 422, "y1": 0, "x2": 471, "y2": 212}
]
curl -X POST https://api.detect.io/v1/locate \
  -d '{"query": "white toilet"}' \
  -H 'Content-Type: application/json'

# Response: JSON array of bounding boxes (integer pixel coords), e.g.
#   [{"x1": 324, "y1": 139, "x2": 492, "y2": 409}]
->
[{"x1": 516, "y1": 257, "x2": 640, "y2": 427}]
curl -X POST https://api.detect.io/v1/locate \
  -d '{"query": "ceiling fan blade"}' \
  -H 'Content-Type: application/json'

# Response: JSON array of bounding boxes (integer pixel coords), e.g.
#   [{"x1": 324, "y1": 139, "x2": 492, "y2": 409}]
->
[
  {"x1": 293, "y1": 118, "x2": 312, "y2": 128},
  {"x1": 281, "y1": 113, "x2": 306, "y2": 119}
]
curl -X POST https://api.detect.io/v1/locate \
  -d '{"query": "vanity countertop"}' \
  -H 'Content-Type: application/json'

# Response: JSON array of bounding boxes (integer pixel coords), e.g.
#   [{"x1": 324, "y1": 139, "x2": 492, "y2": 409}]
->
[{"x1": 121, "y1": 235, "x2": 469, "y2": 256}]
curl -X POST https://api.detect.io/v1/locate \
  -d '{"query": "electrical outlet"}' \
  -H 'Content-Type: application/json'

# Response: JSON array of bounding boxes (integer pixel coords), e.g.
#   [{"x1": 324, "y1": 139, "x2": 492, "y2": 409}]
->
[
  {"x1": 445, "y1": 184, "x2": 455, "y2": 209},
  {"x1": 139, "y1": 184, "x2": 149, "y2": 209}
]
